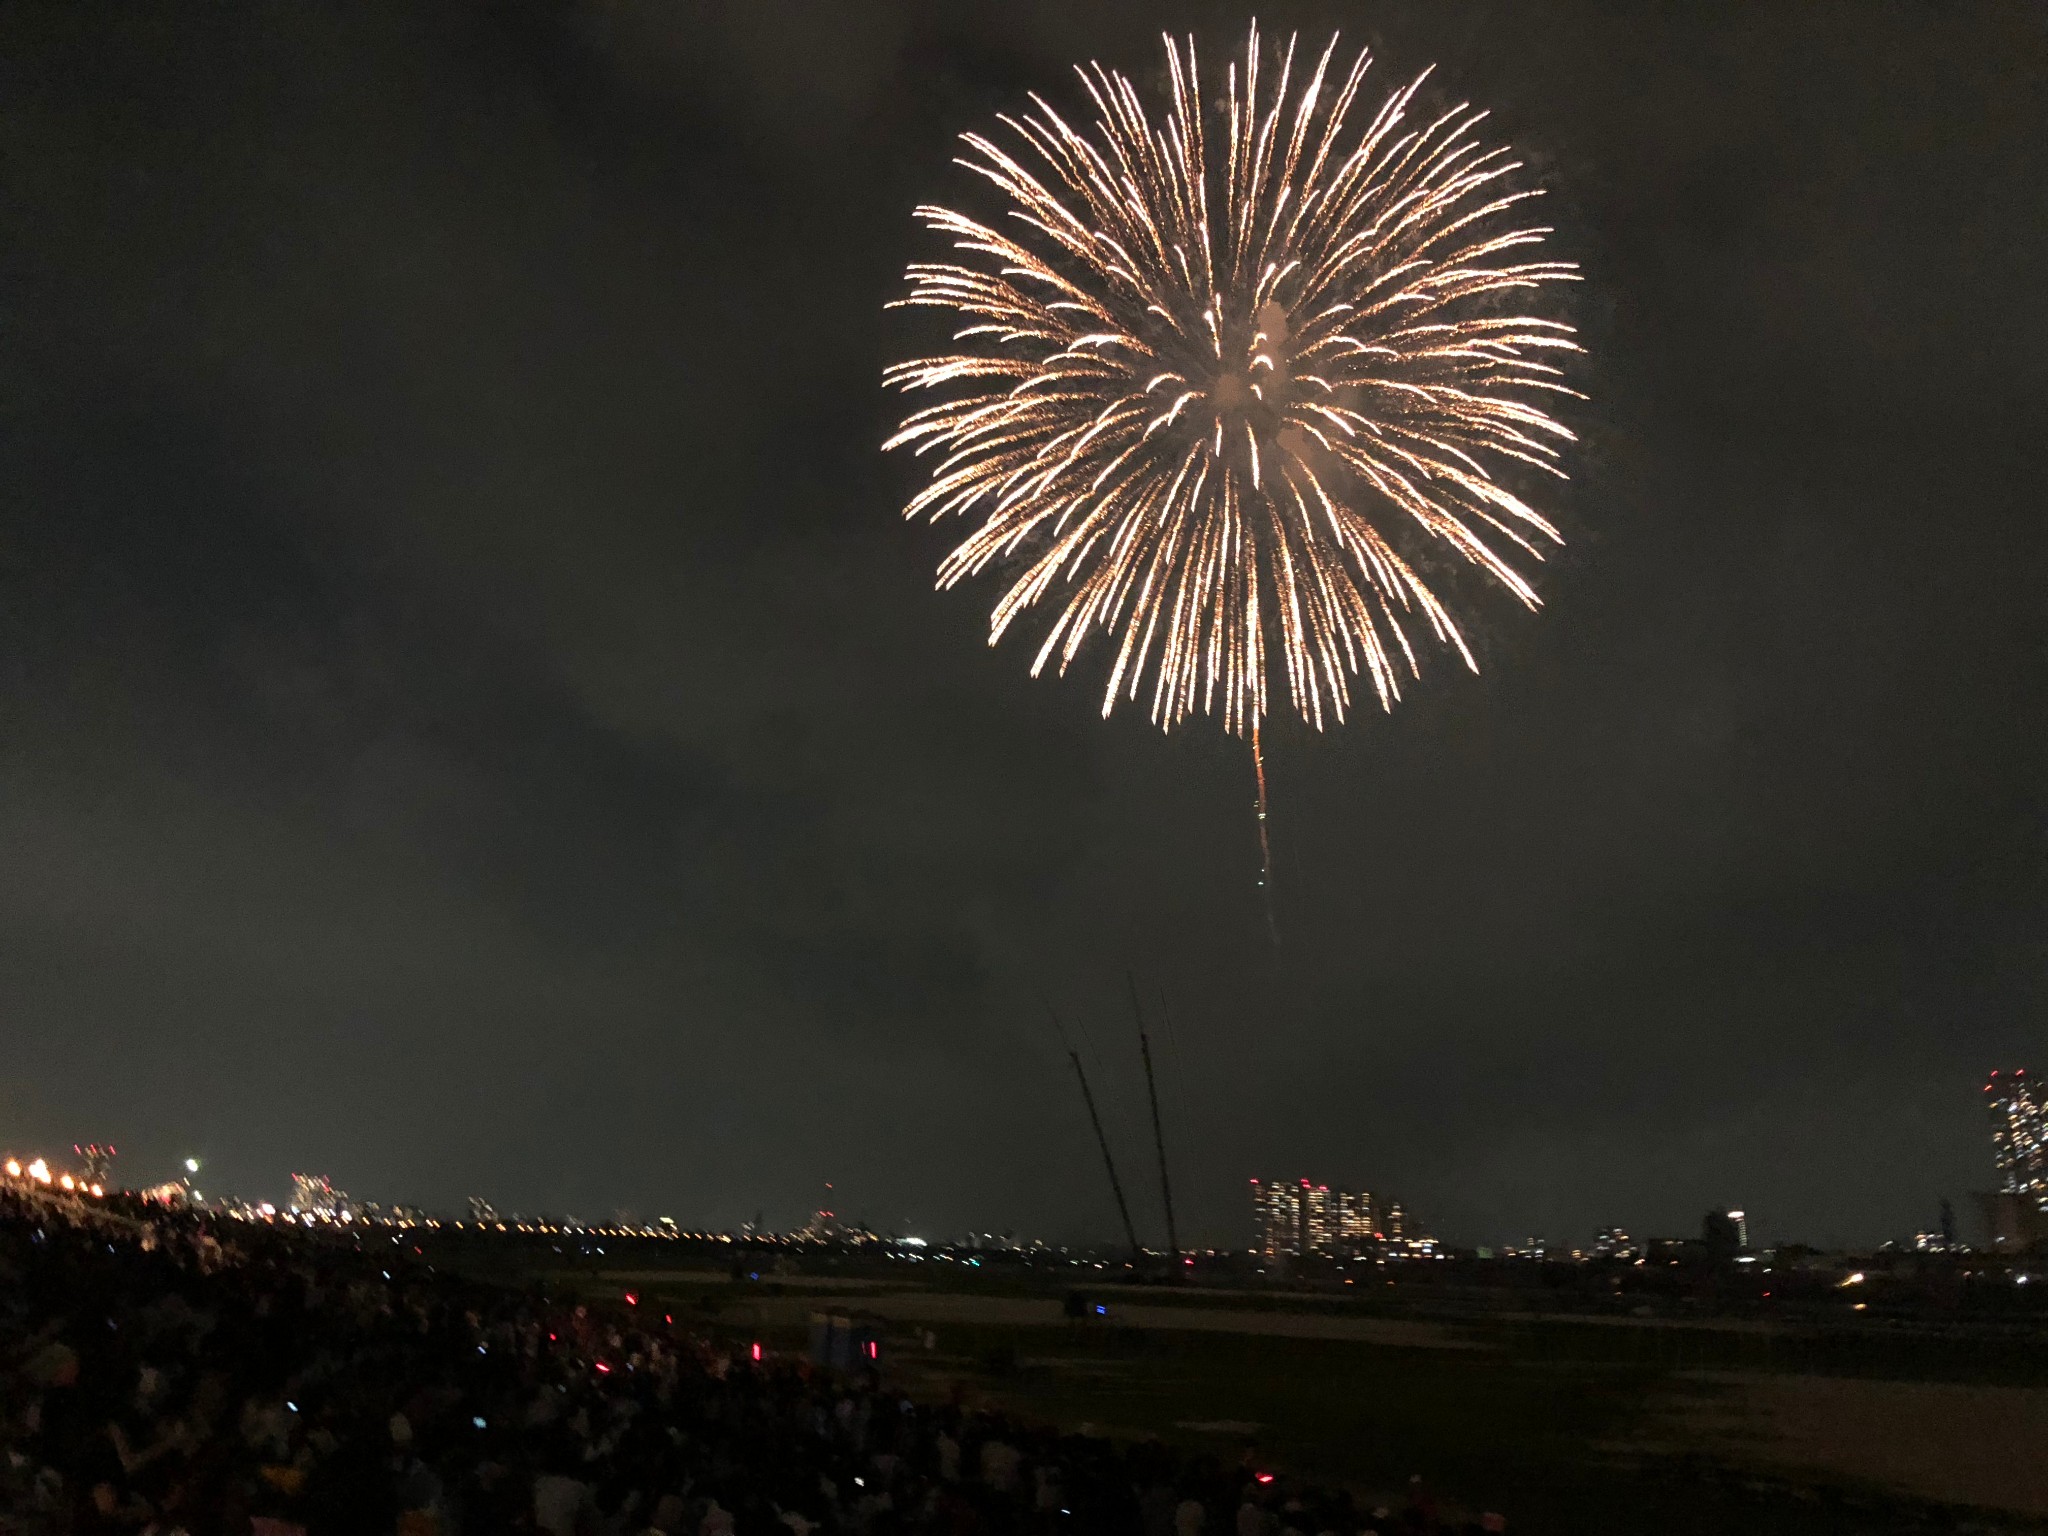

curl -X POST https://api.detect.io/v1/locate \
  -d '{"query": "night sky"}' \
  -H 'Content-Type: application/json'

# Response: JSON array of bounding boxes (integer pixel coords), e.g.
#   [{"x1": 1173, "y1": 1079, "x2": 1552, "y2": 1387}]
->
[{"x1": 4, "y1": 1, "x2": 2044, "y2": 1250}]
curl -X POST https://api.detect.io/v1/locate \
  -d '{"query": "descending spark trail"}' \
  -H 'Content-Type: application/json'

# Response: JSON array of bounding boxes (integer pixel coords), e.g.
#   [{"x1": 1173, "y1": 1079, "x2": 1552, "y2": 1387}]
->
[
  {"x1": 885, "y1": 25, "x2": 1583, "y2": 926},
  {"x1": 1251, "y1": 719, "x2": 1276, "y2": 944}
]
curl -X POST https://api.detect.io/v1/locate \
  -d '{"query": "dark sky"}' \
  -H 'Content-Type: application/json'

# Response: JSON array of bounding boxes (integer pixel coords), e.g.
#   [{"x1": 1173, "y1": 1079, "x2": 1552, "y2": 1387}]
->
[{"x1": 3, "y1": 1, "x2": 2044, "y2": 1249}]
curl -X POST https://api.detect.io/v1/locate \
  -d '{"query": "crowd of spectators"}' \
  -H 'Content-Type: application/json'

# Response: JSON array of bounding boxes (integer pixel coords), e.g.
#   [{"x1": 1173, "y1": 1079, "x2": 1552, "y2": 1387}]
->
[{"x1": 1, "y1": 1185, "x2": 1501, "y2": 1536}]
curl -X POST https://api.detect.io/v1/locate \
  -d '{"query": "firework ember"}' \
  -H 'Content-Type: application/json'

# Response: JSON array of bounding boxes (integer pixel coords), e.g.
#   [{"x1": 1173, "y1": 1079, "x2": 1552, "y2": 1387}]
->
[{"x1": 886, "y1": 25, "x2": 1584, "y2": 737}]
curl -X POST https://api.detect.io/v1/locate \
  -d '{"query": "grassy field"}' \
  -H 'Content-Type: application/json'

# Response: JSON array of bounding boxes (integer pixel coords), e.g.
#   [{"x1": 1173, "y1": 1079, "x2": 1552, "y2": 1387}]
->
[
  {"x1": 430, "y1": 1241, "x2": 2048, "y2": 1535},
  {"x1": 876, "y1": 1320, "x2": 2046, "y2": 1535}
]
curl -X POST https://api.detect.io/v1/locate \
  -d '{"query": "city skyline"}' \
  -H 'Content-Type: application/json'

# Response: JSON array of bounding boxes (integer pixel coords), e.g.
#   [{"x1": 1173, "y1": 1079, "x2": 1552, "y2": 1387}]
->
[
  {"x1": 4, "y1": 1082, "x2": 2037, "y2": 1255},
  {"x1": 8, "y1": 1062, "x2": 2039, "y2": 1249}
]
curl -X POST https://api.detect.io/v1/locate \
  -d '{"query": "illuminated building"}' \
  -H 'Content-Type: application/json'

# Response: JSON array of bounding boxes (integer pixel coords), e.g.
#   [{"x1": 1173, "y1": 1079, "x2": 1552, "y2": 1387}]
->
[
  {"x1": 1254, "y1": 1180, "x2": 1403, "y2": 1258},
  {"x1": 1987, "y1": 1069, "x2": 2047, "y2": 1209},
  {"x1": 1978, "y1": 1070, "x2": 2048, "y2": 1248},
  {"x1": 290, "y1": 1173, "x2": 348, "y2": 1220},
  {"x1": 1381, "y1": 1201, "x2": 1438, "y2": 1257},
  {"x1": 1300, "y1": 1183, "x2": 1333, "y2": 1253},
  {"x1": 794, "y1": 1206, "x2": 844, "y2": 1242},
  {"x1": 1591, "y1": 1227, "x2": 1638, "y2": 1259},
  {"x1": 1335, "y1": 1190, "x2": 1377, "y2": 1251},
  {"x1": 1251, "y1": 1179, "x2": 1302, "y2": 1257}
]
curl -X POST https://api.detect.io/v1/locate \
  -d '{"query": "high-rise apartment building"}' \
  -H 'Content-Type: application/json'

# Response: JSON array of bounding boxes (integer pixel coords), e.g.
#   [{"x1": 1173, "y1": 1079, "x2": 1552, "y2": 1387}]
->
[
  {"x1": 1987, "y1": 1069, "x2": 2047, "y2": 1209},
  {"x1": 1253, "y1": 1179, "x2": 1399, "y2": 1257},
  {"x1": 1335, "y1": 1189, "x2": 1377, "y2": 1249},
  {"x1": 1300, "y1": 1182, "x2": 1334, "y2": 1253},
  {"x1": 1251, "y1": 1178, "x2": 1303, "y2": 1257}
]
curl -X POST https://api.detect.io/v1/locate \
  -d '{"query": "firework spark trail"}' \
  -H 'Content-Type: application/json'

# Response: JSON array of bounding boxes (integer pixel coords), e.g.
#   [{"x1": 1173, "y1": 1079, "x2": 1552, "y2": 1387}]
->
[
  {"x1": 1250, "y1": 717, "x2": 1277, "y2": 944},
  {"x1": 885, "y1": 26, "x2": 1583, "y2": 926}
]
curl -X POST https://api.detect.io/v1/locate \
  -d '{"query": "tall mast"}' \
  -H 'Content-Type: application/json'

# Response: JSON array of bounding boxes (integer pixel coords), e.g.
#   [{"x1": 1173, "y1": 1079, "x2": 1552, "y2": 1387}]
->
[
  {"x1": 1052, "y1": 1006, "x2": 1142, "y2": 1263},
  {"x1": 1130, "y1": 973, "x2": 1179, "y2": 1264}
]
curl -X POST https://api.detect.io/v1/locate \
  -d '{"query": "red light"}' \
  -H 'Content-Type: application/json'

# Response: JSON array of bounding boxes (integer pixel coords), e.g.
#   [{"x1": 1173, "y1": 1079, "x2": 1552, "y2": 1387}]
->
[
  {"x1": 867, "y1": 1341, "x2": 878, "y2": 1359},
  {"x1": 548, "y1": 1332, "x2": 557, "y2": 1342},
  {"x1": 624, "y1": 1291, "x2": 638, "y2": 1305},
  {"x1": 750, "y1": 1342, "x2": 762, "y2": 1362},
  {"x1": 595, "y1": 1361, "x2": 612, "y2": 1374},
  {"x1": 1256, "y1": 1473, "x2": 1275, "y2": 1485},
  {"x1": 664, "y1": 1313, "x2": 673, "y2": 1325}
]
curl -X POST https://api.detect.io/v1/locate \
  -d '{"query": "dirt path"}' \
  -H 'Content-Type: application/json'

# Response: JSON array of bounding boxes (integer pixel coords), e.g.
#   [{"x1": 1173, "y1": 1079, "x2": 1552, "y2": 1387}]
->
[{"x1": 750, "y1": 1289, "x2": 1482, "y2": 1348}]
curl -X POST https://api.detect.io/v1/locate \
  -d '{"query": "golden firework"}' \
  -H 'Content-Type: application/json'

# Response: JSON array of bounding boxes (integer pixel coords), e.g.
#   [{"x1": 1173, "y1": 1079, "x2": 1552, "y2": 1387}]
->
[{"x1": 885, "y1": 25, "x2": 1583, "y2": 739}]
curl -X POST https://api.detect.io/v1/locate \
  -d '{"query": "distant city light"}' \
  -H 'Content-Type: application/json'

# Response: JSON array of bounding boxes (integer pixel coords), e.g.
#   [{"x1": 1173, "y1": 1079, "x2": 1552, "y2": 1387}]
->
[
  {"x1": 1250, "y1": 1177, "x2": 1427, "y2": 1260},
  {"x1": 184, "y1": 1158, "x2": 201, "y2": 1174}
]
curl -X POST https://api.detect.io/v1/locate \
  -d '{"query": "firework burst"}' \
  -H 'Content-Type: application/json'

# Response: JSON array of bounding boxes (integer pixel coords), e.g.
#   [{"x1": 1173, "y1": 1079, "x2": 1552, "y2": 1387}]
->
[{"x1": 884, "y1": 25, "x2": 1583, "y2": 739}]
